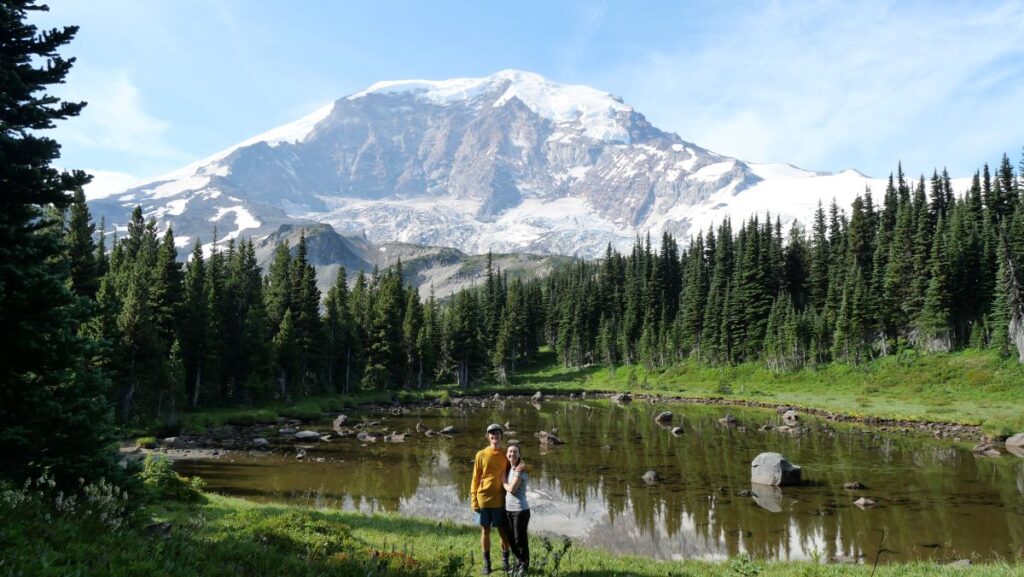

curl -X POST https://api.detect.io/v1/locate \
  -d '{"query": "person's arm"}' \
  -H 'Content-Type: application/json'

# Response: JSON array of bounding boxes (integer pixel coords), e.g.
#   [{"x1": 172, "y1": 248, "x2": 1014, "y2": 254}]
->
[
  {"x1": 505, "y1": 470, "x2": 521, "y2": 493},
  {"x1": 470, "y1": 453, "x2": 481, "y2": 510}
]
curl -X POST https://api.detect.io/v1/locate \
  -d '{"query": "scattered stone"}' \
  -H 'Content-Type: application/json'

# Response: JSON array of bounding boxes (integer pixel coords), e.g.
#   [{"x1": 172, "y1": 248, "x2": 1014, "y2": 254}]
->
[
  {"x1": 536, "y1": 431, "x2": 564, "y2": 446},
  {"x1": 319, "y1": 435, "x2": 332, "y2": 442},
  {"x1": 671, "y1": 427, "x2": 684, "y2": 436},
  {"x1": 854, "y1": 497, "x2": 877, "y2": 509},
  {"x1": 972, "y1": 442, "x2": 1001, "y2": 457},
  {"x1": 279, "y1": 428, "x2": 298, "y2": 436},
  {"x1": 332, "y1": 414, "x2": 348, "y2": 430},
  {"x1": 162, "y1": 437, "x2": 187, "y2": 449},
  {"x1": 294, "y1": 430, "x2": 322, "y2": 441},
  {"x1": 385, "y1": 431, "x2": 406, "y2": 443},
  {"x1": 751, "y1": 452, "x2": 802, "y2": 486},
  {"x1": 532, "y1": 391, "x2": 544, "y2": 402},
  {"x1": 641, "y1": 470, "x2": 659, "y2": 484},
  {"x1": 655, "y1": 411, "x2": 673, "y2": 423},
  {"x1": 144, "y1": 521, "x2": 173, "y2": 539},
  {"x1": 440, "y1": 426, "x2": 457, "y2": 435},
  {"x1": 252, "y1": 438, "x2": 270, "y2": 448},
  {"x1": 843, "y1": 481, "x2": 867, "y2": 490},
  {"x1": 356, "y1": 431, "x2": 377, "y2": 443},
  {"x1": 1006, "y1": 433, "x2": 1024, "y2": 448},
  {"x1": 415, "y1": 422, "x2": 427, "y2": 433},
  {"x1": 776, "y1": 425, "x2": 792, "y2": 433},
  {"x1": 492, "y1": 393, "x2": 501, "y2": 401},
  {"x1": 719, "y1": 414, "x2": 738, "y2": 426},
  {"x1": 736, "y1": 426, "x2": 748, "y2": 432},
  {"x1": 550, "y1": 426, "x2": 559, "y2": 435},
  {"x1": 295, "y1": 448, "x2": 306, "y2": 460},
  {"x1": 581, "y1": 391, "x2": 587, "y2": 399},
  {"x1": 782, "y1": 410, "x2": 799, "y2": 424},
  {"x1": 759, "y1": 424, "x2": 774, "y2": 432},
  {"x1": 611, "y1": 393, "x2": 632, "y2": 403}
]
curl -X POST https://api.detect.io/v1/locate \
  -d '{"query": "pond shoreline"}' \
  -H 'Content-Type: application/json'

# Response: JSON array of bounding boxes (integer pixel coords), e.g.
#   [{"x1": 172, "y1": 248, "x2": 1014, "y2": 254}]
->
[{"x1": 138, "y1": 391, "x2": 1008, "y2": 462}]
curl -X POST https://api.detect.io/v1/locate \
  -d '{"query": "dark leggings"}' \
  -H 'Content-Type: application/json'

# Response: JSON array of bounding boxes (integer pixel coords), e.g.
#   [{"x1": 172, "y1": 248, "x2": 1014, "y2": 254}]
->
[{"x1": 505, "y1": 509, "x2": 531, "y2": 564}]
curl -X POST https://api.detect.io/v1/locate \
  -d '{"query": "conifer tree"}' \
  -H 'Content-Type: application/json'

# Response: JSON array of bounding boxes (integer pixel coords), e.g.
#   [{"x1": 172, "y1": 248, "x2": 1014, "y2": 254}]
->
[{"x1": 0, "y1": 0, "x2": 117, "y2": 482}]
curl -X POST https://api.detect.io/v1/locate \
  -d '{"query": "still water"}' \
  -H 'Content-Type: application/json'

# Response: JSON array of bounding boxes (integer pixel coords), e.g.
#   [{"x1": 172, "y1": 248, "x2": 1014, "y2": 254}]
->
[{"x1": 176, "y1": 398, "x2": 1024, "y2": 563}]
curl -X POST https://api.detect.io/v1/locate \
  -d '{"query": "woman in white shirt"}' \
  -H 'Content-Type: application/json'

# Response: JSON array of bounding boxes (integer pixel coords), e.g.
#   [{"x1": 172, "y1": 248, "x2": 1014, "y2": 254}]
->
[{"x1": 502, "y1": 444, "x2": 530, "y2": 574}]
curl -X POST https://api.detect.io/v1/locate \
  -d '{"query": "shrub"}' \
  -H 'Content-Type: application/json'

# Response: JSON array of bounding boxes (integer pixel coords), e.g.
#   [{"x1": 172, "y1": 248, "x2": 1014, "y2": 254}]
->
[
  {"x1": 135, "y1": 436, "x2": 157, "y2": 449},
  {"x1": 140, "y1": 455, "x2": 205, "y2": 503}
]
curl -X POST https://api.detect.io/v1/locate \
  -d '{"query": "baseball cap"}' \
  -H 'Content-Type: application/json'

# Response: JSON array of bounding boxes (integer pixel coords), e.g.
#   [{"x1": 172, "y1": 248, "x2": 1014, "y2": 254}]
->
[{"x1": 486, "y1": 423, "x2": 503, "y2": 434}]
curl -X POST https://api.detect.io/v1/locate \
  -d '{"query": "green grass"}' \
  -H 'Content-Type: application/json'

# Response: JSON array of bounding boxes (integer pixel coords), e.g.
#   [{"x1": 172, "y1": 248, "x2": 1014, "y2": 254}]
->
[
  {"x1": 487, "y1": 349, "x2": 1024, "y2": 436},
  {"x1": 3, "y1": 486, "x2": 1020, "y2": 577}
]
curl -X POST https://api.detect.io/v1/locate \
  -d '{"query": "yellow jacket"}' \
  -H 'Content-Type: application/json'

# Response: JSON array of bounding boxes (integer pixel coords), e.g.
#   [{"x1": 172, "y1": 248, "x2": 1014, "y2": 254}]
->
[{"x1": 471, "y1": 446, "x2": 508, "y2": 510}]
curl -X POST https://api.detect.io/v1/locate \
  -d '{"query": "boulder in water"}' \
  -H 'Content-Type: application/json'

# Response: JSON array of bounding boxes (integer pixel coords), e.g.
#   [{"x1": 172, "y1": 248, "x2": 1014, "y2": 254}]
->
[
  {"x1": 750, "y1": 452, "x2": 802, "y2": 486},
  {"x1": 654, "y1": 411, "x2": 673, "y2": 423},
  {"x1": 782, "y1": 410, "x2": 799, "y2": 424},
  {"x1": 641, "y1": 470, "x2": 659, "y2": 484},
  {"x1": 532, "y1": 391, "x2": 544, "y2": 402},
  {"x1": 854, "y1": 497, "x2": 877, "y2": 509},
  {"x1": 294, "y1": 430, "x2": 322, "y2": 441}
]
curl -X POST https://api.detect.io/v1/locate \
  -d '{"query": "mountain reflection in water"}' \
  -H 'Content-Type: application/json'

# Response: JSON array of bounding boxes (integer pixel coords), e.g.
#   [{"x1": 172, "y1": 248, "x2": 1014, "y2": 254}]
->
[{"x1": 176, "y1": 399, "x2": 1024, "y2": 563}]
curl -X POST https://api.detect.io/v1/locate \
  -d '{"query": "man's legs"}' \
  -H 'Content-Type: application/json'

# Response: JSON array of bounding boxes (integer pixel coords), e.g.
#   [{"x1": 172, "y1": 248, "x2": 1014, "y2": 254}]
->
[
  {"x1": 497, "y1": 520, "x2": 511, "y2": 571},
  {"x1": 480, "y1": 524, "x2": 493, "y2": 574}
]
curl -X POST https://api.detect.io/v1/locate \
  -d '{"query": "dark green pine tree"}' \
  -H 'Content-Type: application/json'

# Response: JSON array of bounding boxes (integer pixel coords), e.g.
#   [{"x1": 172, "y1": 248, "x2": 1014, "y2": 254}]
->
[
  {"x1": 0, "y1": 0, "x2": 122, "y2": 487},
  {"x1": 65, "y1": 187, "x2": 100, "y2": 299},
  {"x1": 181, "y1": 240, "x2": 208, "y2": 408},
  {"x1": 290, "y1": 233, "x2": 322, "y2": 394},
  {"x1": 323, "y1": 268, "x2": 355, "y2": 393},
  {"x1": 273, "y1": 308, "x2": 300, "y2": 399},
  {"x1": 808, "y1": 202, "x2": 830, "y2": 311},
  {"x1": 402, "y1": 284, "x2": 424, "y2": 388},
  {"x1": 417, "y1": 286, "x2": 441, "y2": 388},
  {"x1": 917, "y1": 216, "x2": 953, "y2": 352}
]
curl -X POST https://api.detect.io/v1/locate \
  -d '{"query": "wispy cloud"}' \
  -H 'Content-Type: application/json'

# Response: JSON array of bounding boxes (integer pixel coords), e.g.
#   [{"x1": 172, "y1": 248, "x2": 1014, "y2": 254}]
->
[
  {"x1": 53, "y1": 67, "x2": 190, "y2": 165},
  {"x1": 559, "y1": 0, "x2": 608, "y2": 79},
  {"x1": 603, "y1": 1, "x2": 1024, "y2": 176}
]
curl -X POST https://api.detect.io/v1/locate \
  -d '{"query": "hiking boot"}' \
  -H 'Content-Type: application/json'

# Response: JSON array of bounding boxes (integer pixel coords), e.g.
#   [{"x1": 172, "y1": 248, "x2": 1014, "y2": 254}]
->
[{"x1": 481, "y1": 557, "x2": 492, "y2": 575}]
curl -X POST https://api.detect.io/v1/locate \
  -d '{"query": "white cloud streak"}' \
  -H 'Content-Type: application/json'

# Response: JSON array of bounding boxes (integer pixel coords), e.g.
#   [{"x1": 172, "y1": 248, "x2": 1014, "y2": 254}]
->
[
  {"x1": 602, "y1": 1, "x2": 1024, "y2": 176},
  {"x1": 52, "y1": 67, "x2": 191, "y2": 164}
]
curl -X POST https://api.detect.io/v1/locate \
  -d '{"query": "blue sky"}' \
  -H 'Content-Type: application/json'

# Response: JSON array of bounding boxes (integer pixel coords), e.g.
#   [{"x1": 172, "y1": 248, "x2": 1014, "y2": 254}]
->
[{"x1": 35, "y1": 0, "x2": 1024, "y2": 192}]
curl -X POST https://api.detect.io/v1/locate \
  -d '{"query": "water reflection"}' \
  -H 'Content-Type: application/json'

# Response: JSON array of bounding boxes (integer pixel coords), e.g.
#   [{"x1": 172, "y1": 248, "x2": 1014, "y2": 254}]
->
[{"x1": 176, "y1": 399, "x2": 1024, "y2": 562}]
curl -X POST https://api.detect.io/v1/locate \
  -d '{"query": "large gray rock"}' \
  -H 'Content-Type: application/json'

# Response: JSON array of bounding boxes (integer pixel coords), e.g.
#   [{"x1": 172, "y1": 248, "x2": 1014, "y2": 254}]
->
[
  {"x1": 294, "y1": 430, "x2": 322, "y2": 441},
  {"x1": 1005, "y1": 433, "x2": 1024, "y2": 448},
  {"x1": 750, "y1": 452, "x2": 802, "y2": 486}
]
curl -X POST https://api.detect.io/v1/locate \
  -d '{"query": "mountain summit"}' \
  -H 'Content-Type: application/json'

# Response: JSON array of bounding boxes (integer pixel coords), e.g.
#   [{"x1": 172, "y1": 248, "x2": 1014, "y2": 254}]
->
[{"x1": 90, "y1": 70, "x2": 880, "y2": 258}]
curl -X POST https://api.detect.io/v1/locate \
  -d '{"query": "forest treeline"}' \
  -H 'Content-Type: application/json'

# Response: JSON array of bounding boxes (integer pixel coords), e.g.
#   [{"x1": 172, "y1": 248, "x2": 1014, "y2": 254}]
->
[{"x1": 50, "y1": 154, "x2": 1024, "y2": 423}]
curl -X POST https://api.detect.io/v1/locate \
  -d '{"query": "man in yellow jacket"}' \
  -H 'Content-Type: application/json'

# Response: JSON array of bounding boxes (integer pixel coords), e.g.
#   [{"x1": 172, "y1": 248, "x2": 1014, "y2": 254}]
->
[{"x1": 471, "y1": 423, "x2": 521, "y2": 575}]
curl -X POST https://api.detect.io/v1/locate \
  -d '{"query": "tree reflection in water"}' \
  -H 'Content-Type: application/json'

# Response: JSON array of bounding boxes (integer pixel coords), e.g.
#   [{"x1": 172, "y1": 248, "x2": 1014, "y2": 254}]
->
[{"x1": 175, "y1": 399, "x2": 1024, "y2": 563}]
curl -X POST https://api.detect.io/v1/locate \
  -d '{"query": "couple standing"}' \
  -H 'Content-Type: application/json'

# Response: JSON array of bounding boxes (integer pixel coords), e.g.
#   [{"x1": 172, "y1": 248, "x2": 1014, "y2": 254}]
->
[{"x1": 470, "y1": 423, "x2": 530, "y2": 575}]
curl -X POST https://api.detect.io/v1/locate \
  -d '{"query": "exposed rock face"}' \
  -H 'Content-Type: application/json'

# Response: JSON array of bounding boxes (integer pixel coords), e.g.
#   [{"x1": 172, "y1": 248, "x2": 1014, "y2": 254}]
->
[
  {"x1": 92, "y1": 70, "x2": 865, "y2": 264},
  {"x1": 751, "y1": 452, "x2": 802, "y2": 486}
]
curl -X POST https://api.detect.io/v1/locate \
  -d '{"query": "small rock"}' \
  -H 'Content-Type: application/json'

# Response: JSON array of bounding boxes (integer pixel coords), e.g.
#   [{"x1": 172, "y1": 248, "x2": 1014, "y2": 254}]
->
[
  {"x1": 776, "y1": 425, "x2": 792, "y2": 433},
  {"x1": 719, "y1": 414, "x2": 738, "y2": 426},
  {"x1": 581, "y1": 391, "x2": 587, "y2": 399},
  {"x1": 279, "y1": 428, "x2": 298, "y2": 436},
  {"x1": 671, "y1": 427, "x2": 684, "y2": 436},
  {"x1": 782, "y1": 410, "x2": 799, "y2": 424},
  {"x1": 843, "y1": 481, "x2": 867, "y2": 490},
  {"x1": 759, "y1": 424, "x2": 774, "y2": 432},
  {"x1": 319, "y1": 435, "x2": 331, "y2": 442},
  {"x1": 532, "y1": 391, "x2": 544, "y2": 402},
  {"x1": 295, "y1": 448, "x2": 306, "y2": 460},
  {"x1": 654, "y1": 411, "x2": 673, "y2": 423},
  {"x1": 385, "y1": 431, "x2": 406, "y2": 443},
  {"x1": 641, "y1": 470, "x2": 659, "y2": 484},
  {"x1": 252, "y1": 438, "x2": 270, "y2": 448},
  {"x1": 332, "y1": 414, "x2": 348, "y2": 430},
  {"x1": 611, "y1": 392, "x2": 632, "y2": 403},
  {"x1": 536, "y1": 431, "x2": 564, "y2": 445},
  {"x1": 294, "y1": 430, "x2": 322, "y2": 441},
  {"x1": 738, "y1": 490, "x2": 752, "y2": 497},
  {"x1": 144, "y1": 521, "x2": 173, "y2": 539},
  {"x1": 415, "y1": 422, "x2": 427, "y2": 433},
  {"x1": 947, "y1": 559, "x2": 972, "y2": 567},
  {"x1": 854, "y1": 497, "x2": 877, "y2": 509},
  {"x1": 492, "y1": 393, "x2": 501, "y2": 401},
  {"x1": 440, "y1": 426, "x2": 456, "y2": 435}
]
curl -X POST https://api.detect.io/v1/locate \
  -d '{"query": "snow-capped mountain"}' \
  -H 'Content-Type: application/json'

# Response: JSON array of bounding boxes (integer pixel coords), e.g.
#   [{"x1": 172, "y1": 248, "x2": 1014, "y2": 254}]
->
[{"x1": 89, "y1": 69, "x2": 890, "y2": 259}]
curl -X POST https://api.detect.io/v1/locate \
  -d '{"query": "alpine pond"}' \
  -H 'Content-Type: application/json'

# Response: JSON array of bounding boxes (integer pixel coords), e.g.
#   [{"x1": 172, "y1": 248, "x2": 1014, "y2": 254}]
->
[{"x1": 175, "y1": 397, "x2": 1024, "y2": 563}]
